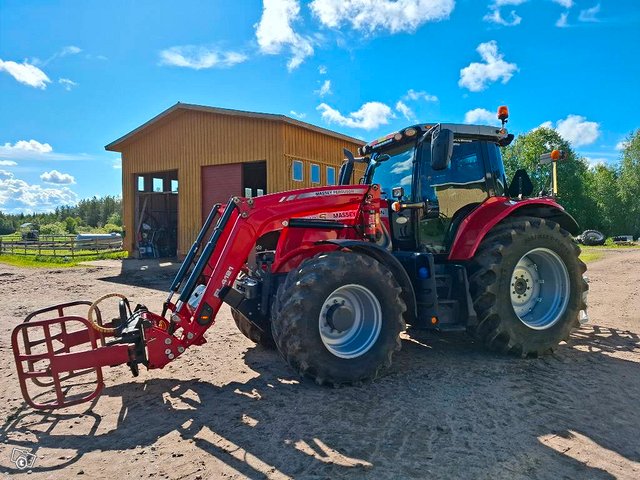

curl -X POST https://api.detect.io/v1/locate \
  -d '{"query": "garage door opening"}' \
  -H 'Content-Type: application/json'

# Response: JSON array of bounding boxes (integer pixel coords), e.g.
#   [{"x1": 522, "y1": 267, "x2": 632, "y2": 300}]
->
[
  {"x1": 134, "y1": 170, "x2": 178, "y2": 258},
  {"x1": 201, "y1": 161, "x2": 267, "y2": 223}
]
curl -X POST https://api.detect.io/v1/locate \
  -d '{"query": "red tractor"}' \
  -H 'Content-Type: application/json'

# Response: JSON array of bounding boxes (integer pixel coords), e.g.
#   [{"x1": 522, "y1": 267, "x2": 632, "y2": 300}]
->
[{"x1": 12, "y1": 107, "x2": 588, "y2": 409}]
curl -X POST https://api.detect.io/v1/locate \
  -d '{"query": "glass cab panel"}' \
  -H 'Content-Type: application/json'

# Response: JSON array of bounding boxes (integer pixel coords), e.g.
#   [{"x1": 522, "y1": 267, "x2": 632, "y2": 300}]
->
[
  {"x1": 418, "y1": 141, "x2": 489, "y2": 253},
  {"x1": 368, "y1": 143, "x2": 415, "y2": 200}
]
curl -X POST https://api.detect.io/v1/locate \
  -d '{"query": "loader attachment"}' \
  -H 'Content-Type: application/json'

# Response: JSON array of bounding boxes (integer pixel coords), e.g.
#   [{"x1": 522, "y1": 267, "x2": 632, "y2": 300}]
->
[{"x1": 11, "y1": 301, "x2": 132, "y2": 409}]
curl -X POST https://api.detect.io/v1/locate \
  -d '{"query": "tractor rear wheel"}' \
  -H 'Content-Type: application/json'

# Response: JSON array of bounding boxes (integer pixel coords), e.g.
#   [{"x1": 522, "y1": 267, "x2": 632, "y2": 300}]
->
[
  {"x1": 271, "y1": 251, "x2": 406, "y2": 385},
  {"x1": 231, "y1": 308, "x2": 275, "y2": 348},
  {"x1": 468, "y1": 217, "x2": 587, "y2": 356}
]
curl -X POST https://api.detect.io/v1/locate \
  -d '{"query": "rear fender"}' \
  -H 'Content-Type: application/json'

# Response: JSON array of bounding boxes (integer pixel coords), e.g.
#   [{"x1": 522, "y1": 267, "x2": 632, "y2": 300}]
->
[
  {"x1": 448, "y1": 196, "x2": 579, "y2": 261},
  {"x1": 319, "y1": 240, "x2": 417, "y2": 326}
]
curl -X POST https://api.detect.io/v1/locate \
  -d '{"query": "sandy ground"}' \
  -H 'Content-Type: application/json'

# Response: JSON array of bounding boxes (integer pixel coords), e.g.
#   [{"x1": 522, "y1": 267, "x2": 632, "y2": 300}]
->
[{"x1": 0, "y1": 251, "x2": 639, "y2": 479}]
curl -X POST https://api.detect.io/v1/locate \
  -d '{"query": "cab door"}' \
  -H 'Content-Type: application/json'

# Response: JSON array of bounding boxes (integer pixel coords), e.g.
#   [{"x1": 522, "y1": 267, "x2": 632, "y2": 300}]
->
[{"x1": 416, "y1": 141, "x2": 490, "y2": 253}]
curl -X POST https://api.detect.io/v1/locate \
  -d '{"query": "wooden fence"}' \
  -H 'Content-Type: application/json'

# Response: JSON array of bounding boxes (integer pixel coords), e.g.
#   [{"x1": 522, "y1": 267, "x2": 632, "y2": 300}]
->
[{"x1": 0, "y1": 235, "x2": 124, "y2": 258}]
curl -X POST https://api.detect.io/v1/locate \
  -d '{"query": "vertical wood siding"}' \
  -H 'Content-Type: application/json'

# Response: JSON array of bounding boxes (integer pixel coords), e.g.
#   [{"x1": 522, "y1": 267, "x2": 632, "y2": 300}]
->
[{"x1": 120, "y1": 111, "x2": 363, "y2": 256}]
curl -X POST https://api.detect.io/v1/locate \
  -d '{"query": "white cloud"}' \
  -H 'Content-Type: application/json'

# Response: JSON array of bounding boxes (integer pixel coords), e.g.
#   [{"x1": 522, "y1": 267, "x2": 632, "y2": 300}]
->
[
  {"x1": 40, "y1": 169, "x2": 76, "y2": 184},
  {"x1": 540, "y1": 114, "x2": 601, "y2": 147},
  {"x1": 60, "y1": 45, "x2": 82, "y2": 57},
  {"x1": 0, "y1": 160, "x2": 17, "y2": 166},
  {"x1": 395, "y1": 101, "x2": 415, "y2": 121},
  {"x1": 403, "y1": 89, "x2": 438, "y2": 102},
  {"x1": 317, "y1": 101, "x2": 395, "y2": 130},
  {"x1": 483, "y1": 9, "x2": 522, "y2": 26},
  {"x1": 579, "y1": 4, "x2": 600, "y2": 22},
  {"x1": 0, "y1": 58, "x2": 51, "y2": 89},
  {"x1": 458, "y1": 40, "x2": 518, "y2": 92},
  {"x1": 464, "y1": 108, "x2": 499, "y2": 125},
  {"x1": 59, "y1": 78, "x2": 78, "y2": 91},
  {"x1": 584, "y1": 157, "x2": 606, "y2": 169},
  {"x1": 255, "y1": 0, "x2": 314, "y2": 71},
  {"x1": 309, "y1": 0, "x2": 455, "y2": 34},
  {"x1": 0, "y1": 139, "x2": 53, "y2": 155},
  {"x1": 318, "y1": 65, "x2": 327, "y2": 74},
  {"x1": 615, "y1": 140, "x2": 629, "y2": 151},
  {"x1": 552, "y1": 0, "x2": 573, "y2": 7},
  {"x1": 315, "y1": 79, "x2": 332, "y2": 97},
  {"x1": 492, "y1": 0, "x2": 527, "y2": 5},
  {"x1": 159, "y1": 46, "x2": 247, "y2": 69},
  {"x1": 556, "y1": 12, "x2": 569, "y2": 27},
  {"x1": 0, "y1": 171, "x2": 77, "y2": 213},
  {"x1": 0, "y1": 139, "x2": 89, "y2": 162},
  {"x1": 112, "y1": 158, "x2": 122, "y2": 169},
  {"x1": 289, "y1": 110, "x2": 307, "y2": 119}
]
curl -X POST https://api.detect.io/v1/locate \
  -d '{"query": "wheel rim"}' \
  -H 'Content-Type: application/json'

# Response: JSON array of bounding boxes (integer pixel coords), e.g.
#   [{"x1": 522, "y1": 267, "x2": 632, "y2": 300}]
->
[
  {"x1": 510, "y1": 248, "x2": 570, "y2": 330},
  {"x1": 318, "y1": 284, "x2": 382, "y2": 359}
]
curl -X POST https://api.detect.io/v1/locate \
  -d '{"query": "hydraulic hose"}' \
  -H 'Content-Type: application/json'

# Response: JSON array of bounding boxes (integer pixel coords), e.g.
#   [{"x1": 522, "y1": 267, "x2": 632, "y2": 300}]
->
[{"x1": 87, "y1": 292, "x2": 129, "y2": 335}]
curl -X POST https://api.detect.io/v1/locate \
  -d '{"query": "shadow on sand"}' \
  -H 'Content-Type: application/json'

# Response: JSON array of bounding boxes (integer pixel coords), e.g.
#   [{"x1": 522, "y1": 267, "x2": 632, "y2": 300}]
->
[{"x1": 1, "y1": 325, "x2": 639, "y2": 479}]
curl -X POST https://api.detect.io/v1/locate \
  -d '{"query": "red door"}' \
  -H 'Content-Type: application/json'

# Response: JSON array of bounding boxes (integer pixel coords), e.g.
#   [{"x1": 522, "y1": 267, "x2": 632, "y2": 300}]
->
[{"x1": 201, "y1": 164, "x2": 243, "y2": 222}]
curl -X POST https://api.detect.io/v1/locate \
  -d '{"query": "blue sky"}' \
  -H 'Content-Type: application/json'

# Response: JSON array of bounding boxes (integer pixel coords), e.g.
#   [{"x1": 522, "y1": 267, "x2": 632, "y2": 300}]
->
[{"x1": 1, "y1": 0, "x2": 638, "y2": 213}]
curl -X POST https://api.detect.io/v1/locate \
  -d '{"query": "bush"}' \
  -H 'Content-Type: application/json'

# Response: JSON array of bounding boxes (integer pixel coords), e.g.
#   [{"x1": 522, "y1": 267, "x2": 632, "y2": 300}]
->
[
  {"x1": 65, "y1": 217, "x2": 78, "y2": 234},
  {"x1": 40, "y1": 222, "x2": 67, "y2": 236},
  {"x1": 103, "y1": 223, "x2": 123, "y2": 234}
]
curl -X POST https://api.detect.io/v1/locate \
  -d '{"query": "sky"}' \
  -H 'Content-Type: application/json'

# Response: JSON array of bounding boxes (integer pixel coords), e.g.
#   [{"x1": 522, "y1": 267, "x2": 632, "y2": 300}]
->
[{"x1": 0, "y1": 0, "x2": 639, "y2": 213}]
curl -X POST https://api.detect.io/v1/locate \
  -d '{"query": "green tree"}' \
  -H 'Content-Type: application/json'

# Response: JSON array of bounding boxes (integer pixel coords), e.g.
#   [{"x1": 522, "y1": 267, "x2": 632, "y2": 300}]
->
[
  {"x1": 65, "y1": 216, "x2": 78, "y2": 234},
  {"x1": 584, "y1": 164, "x2": 621, "y2": 236},
  {"x1": 618, "y1": 129, "x2": 640, "y2": 237},
  {"x1": 501, "y1": 127, "x2": 595, "y2": 229}
]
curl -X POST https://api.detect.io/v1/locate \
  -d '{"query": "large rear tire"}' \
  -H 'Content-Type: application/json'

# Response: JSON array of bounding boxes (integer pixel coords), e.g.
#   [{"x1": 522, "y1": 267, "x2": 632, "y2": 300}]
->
[
  {"x1": 271, "y1": 251, "x2": 406, "y2": 385},
  {"x1": 468, "y1": 217, "x2": 587, "y2": 356},
  {"x1": 231, "y1": 308, "x2": 275, "y2": 348}
]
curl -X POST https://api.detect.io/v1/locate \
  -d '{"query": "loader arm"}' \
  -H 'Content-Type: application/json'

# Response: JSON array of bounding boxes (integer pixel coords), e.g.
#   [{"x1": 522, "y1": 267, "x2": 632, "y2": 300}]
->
[
  {"x1": 165, "y1": 184, "x2": 380, "y2": 365},
  {"x1": 12, "y1": 184, "x2": 380, "y2": 409}
]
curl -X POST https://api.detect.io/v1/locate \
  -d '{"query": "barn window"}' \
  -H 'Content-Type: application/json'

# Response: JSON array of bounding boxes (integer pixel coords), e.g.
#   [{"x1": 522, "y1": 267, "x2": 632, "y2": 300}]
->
[
  {"x1": 137, "y1": 176, "x2": 145, "y2": 191},
  {"x1": 153, "y1": 178, "x2": 163, "y2": 192},
  {"x1": 292, "y1": 160, "x2": 303, "y2": 181},
  {"x1": 327, "y1": 166, "x2": 336, "y2": 185},
  {"x1": 171, "y1": 180, "x2": 178, "y2": 192},
  {"x1": 311, "y1": 164, "x2": 320, "y2": 184}
]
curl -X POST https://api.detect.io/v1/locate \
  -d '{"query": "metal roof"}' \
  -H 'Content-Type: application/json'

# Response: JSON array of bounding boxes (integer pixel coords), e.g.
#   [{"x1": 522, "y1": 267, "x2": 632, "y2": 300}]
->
[{"x1": 105, "y1": 102, "x2": 365, "y2": 152}]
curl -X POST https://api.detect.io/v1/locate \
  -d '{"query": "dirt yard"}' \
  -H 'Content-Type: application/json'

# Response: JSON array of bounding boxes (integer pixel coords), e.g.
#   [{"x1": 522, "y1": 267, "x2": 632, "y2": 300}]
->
[{"x1": 0, "y1": 251, "x2": 639, "y2": 479}]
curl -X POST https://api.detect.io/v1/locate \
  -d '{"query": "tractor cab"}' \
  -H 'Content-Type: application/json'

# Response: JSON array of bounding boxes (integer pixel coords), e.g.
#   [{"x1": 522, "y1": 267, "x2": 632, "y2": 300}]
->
[{"x1": 356, "y1": 115, "x2": 514, "y2": 255}]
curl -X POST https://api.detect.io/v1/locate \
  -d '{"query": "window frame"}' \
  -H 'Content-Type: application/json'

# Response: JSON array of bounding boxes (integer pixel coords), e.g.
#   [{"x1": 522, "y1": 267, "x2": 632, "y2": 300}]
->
[
  {"x1": 326, "y1": 166, "x2": 336, "y2": 185},
  {"x1": 310, "y1": 163, "x2": 321, "y2": 184},
  {"x1": 292, "y1": 160, "x2": 304, "y2": 182}
]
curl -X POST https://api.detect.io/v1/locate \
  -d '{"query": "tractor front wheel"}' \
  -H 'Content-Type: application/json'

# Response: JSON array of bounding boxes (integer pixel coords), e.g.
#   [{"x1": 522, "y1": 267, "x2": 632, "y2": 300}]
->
[
  {"x1": 468, "y1": 217, "x2": 587, "y2": 356},
  {"x1": 271, "y1": 251, "x2": 406, "y2": 385}
]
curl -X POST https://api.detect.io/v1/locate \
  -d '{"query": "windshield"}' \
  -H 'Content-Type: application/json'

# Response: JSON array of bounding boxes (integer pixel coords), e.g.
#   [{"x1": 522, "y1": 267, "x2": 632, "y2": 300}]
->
[{"x1": 369, "y1": 142, "x2": 415, "y2": 200}]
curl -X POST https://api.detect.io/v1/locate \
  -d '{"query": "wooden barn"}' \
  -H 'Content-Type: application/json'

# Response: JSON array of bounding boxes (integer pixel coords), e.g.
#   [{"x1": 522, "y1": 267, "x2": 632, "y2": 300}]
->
[{"x1": 105, "y1": 103, "x2": 364, "y2": 258}]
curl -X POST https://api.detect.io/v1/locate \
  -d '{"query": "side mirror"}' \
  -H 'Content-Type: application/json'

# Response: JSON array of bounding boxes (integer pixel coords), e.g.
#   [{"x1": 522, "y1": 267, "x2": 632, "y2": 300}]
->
[{"x1": 431, "y1": 128, "x2": 454, "y2": 171}]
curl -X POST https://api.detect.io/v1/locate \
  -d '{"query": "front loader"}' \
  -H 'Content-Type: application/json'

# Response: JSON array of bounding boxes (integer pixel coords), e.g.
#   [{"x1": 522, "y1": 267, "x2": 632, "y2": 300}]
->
[{"x1": 12, "y1": 106, "x2": 588, "y2": 409}]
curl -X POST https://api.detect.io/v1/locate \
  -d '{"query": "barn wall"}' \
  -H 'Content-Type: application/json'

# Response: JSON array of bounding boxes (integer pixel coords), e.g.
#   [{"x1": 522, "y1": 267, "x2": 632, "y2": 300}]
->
[
  {"x1": 119, "y1": 111, "x2": 364, "y2": 257},
  {"x1": 121, "y1": 112, "x2": 283, "y2": 256},
  {"x1": 281, "y1": 123, "x2": 364, "y2": 190}
]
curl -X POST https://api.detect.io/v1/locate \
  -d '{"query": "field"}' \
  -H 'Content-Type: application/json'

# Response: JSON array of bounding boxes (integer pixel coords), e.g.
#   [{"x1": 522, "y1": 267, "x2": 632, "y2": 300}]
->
[{"x1": 0, "y1": 250, "x2": 638, "y2": 479}]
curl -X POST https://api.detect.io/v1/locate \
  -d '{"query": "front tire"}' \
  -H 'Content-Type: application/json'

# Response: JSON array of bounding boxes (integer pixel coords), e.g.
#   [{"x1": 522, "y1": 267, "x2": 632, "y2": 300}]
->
[
  {"x1": 271, "y1": 251, "x2": 406, "y2": 385},
  {"x1": 468, "y1": 217, "x2": 587, "y2": 356}
]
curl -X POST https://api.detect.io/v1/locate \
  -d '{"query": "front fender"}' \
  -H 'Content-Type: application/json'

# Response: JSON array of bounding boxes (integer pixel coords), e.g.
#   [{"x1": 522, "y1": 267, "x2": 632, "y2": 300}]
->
[{"x1": 448, "y1": 196, "x2": 579, "y2": 261}]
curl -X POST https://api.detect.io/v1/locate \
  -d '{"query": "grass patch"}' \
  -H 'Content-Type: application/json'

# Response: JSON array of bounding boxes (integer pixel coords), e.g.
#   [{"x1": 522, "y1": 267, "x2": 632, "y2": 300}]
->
[
  {"x1": 579, "y1": 249, "x2": 604, "y2": 263},
  {"x1": 0, "y1": 250, "x2": 128, "y2": 268}
]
